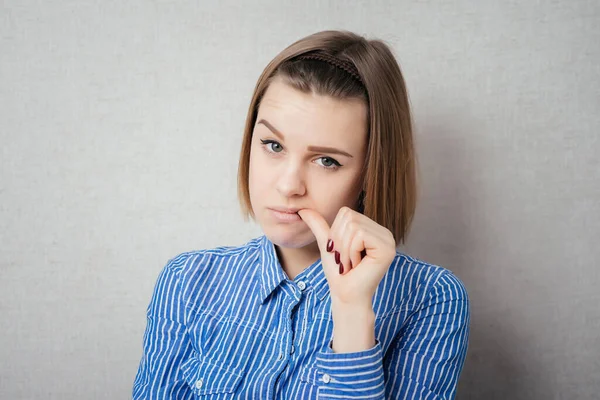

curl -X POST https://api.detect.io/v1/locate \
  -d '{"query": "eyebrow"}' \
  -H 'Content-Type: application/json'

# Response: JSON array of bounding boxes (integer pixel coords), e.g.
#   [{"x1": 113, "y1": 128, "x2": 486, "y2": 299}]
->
[{"x1": 256, "y1": 119, "x2": 354, "y2": 158}]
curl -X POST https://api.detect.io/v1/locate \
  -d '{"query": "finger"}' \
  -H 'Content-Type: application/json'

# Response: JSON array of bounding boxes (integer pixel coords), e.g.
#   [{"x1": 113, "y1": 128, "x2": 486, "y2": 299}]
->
[
  {"x1": 348, "y1": 228, "x2": 366, "y2": 273},
  {"x1": 338, "y1": 213, "x2": 388, "y2": 274},
  {"x1": 338, "y1": 217, "x2": 355, "y2": 274},
  {"x1": 328, "y1": 207, "x2": 350, "y2": 271},
  {"x1": 297, "y1": 208, "x2": 331, "y2": 252},
  {"x1": 341, "y1": 219, "x2": 376, "y2": 274},
  {"x1": 334, "y1": 207, "x2": 366, "y2": 274},
  {"x1": 346, "y1": 225, "x2": 365, "y2": 273}
]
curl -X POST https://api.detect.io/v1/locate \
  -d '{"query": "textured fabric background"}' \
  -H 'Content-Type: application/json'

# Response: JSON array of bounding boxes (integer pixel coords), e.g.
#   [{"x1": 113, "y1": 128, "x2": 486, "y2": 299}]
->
[{"x1": 1, "y1": 1, "x2": 598, "y2": 399}]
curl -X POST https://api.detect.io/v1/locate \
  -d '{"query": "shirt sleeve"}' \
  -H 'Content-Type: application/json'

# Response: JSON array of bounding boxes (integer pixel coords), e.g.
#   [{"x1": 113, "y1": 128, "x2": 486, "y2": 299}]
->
[
  {"x1": 315, "y1": 270, "x2": 470, "y2": 399},
  {"x1": 132, "y1": 256, "x2": 195, "y2": 400},
  {"x1": 384, "y1": 271, "x2": 470, "y2": 399},
  {"x1": 316, "y1": 340, "x2": 387, "y2": 398}
]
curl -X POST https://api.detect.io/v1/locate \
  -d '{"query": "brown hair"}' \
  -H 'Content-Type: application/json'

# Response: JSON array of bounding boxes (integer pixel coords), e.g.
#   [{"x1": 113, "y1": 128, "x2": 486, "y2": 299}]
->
[{"x1": 237, "y1": 30, "x2": 418, "y2": 245}]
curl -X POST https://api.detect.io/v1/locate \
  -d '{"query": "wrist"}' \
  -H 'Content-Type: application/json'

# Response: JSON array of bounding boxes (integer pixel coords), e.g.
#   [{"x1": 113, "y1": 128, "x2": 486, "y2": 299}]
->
[
  {"x1": 330, "y1": 300, "x2": 376, "y2": 353},
  {"x1": 331, "y1": 299, "x2": 375, "y2": 321}
]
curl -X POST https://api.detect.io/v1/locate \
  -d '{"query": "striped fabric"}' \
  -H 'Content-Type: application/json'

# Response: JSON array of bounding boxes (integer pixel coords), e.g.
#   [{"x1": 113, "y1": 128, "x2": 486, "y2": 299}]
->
[{"x1": 133, "y1": 235, "x2": 470, "y2": 399}]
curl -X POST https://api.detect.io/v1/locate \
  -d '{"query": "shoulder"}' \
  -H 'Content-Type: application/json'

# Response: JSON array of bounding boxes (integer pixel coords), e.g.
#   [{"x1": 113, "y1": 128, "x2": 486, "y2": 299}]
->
[
  {"x1": 146, "y1": 237, "x2": 263, "y2": 319},
  {"x1": 155, "y1": 237, "x2": 263, "y2": 298},
  {"x1": 373, "y1": 251, "x2": 469, "y2": 315},
  {"x1": 163, "y1": 236, "x2": 262, "y2": 276}
]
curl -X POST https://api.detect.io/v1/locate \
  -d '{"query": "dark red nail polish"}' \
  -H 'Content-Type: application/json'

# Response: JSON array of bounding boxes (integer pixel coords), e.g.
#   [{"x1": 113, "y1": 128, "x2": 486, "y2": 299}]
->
[
  {"x1": 349, "y1": 260, "x2": 353, "y2": 269},
  {"x1": 339, "y1": 263, "x2": 344, "y2": 274},
  {"x1": 334, "y1": 251, "x2": 340, "y2": 264},
  {"x1": 326, "y1": 239, "x2": 334, "y2": 252}
]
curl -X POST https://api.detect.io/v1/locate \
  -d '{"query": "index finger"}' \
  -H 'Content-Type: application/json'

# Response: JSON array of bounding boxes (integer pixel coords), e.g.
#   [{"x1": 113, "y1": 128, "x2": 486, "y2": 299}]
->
[{"x1": 297, "y1": 208, "x2": 330, "y2": 249}]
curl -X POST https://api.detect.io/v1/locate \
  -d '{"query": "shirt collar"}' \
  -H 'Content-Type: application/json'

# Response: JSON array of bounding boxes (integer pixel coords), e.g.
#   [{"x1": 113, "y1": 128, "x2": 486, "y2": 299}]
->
[
  {"x1": 256, "y1": 235, "x2": 330, "y2": 303},
  {"x1": 296, "y1": 256, "x2": 330, "y2": 301},
  {"x1": 257, "y1": 235, "x2": 288, "y2": 303}
]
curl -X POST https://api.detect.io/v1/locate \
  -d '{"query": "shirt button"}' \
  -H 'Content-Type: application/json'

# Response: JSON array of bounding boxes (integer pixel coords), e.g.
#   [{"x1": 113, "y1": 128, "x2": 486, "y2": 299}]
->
[
  {"x1": 297, "y1": 281, "x2": 307, "y2": 291},
  {"x1": 290, "y1": 345, "x2": 295, "y2": 354},
  {"x1": 322, "y1": 374, "x2": 331, "y2": 384},
  {"x1": 277, "y1": 352, "x2": 284, "y2": 361},
  {"x1": 195, "y1": 379, "x2": 204, "y2": 389}
]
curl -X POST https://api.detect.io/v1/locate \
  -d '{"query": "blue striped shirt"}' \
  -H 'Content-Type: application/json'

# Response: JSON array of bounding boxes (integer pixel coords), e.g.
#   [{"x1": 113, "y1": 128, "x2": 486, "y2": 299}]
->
[{"x1": 133, "y1": 235, "x2": 470, "y2": 399}]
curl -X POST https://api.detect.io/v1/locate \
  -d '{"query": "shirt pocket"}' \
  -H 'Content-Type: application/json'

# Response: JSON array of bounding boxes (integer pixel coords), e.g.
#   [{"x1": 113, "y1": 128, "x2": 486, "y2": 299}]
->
[
  {"x1": 299, "y1": 365, "x2": 323, "y2": 386},
  {"x1": 181, "y1": 352, "x2": 244, "y2": 397},
  {"x1": 188, "y1": 311, "x2": 276, "y2": 373}
]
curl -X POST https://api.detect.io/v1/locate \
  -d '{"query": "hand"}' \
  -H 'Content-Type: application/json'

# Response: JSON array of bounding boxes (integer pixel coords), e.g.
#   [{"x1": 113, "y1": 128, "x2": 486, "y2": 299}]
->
[{"x1": 297, "y1": 207, "x2": 397, "y2": 305}]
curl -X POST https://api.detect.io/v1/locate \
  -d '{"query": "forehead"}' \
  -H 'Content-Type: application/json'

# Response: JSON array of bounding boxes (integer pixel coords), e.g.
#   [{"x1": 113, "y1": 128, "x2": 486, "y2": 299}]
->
[{"x1": 256, "y1": 78, "x2": 368, "y2": 148}]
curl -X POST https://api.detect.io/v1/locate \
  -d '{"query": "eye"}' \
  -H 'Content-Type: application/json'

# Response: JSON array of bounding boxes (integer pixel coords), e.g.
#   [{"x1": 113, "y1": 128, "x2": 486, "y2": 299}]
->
[
  {"x1": 316, "y1": 157, "x2": 342, "y2": 170},
  {"x1": 260, "y1": 139, "x2": 283, "y2": 153}
]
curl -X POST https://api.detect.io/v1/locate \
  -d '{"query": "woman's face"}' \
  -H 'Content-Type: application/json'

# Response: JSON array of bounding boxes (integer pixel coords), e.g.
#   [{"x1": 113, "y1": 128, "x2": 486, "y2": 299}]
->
[{"x1": 248, "y1": 76, "x2": 368, "y2": 249}]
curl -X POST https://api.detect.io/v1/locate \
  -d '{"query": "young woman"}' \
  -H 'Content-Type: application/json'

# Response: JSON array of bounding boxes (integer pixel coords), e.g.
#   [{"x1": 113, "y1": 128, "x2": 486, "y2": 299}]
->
[{"x1": 133, "y1": 30, "x2": 470, "y2": 399}]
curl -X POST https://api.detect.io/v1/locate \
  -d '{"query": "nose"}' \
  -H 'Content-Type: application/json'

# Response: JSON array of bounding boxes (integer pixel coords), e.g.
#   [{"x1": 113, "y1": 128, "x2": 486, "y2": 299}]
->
[{"x1": 276, "y1": 160, "x2": 306, "y2": 198}]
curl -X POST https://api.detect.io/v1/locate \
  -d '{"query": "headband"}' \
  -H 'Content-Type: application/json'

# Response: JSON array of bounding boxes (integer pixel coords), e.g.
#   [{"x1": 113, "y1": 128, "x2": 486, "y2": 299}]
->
[{"x1": 296, "y1": 51, "x2": 364, "y2": 87}]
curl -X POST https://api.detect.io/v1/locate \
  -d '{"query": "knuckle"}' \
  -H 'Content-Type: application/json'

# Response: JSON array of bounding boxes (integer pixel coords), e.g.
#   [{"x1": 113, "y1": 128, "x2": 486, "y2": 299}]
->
[
  {"x1": 347, "y1": 208, "x2": 358, "y2": 220},
  {"x1": 389, "y1": 232, "x2": 396, "y2": 244},
  {"x1": 384, "y1": 227, "x2": 394, "y2": 240},
  {"x1": 354, "y1": 228, "x2": 364, "y2": 240}
]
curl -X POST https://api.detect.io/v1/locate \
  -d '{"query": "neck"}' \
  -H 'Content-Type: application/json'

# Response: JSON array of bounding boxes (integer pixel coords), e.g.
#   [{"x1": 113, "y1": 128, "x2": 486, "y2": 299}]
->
[{"x1": 275, "y1": 241, "x2": 320, "y2": 280}]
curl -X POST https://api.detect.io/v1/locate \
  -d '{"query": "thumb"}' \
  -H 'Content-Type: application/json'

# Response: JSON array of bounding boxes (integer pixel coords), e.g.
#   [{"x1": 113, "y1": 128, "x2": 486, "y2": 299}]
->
[{"x1": 297, "y1": 208, "x2": 330, "y2": 251}]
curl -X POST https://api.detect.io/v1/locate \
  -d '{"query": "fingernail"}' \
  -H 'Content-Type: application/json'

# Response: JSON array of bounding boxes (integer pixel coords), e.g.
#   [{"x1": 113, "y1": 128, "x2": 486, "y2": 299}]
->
[
  {"x1": 334, "y1": 251, "x2": 340, "y2": 264},
  {"x1": 326, "y1": 239, "x2": 334, "y2": 252},
  {"x1": 339, "y1": 263, "x2": 344, "y2": 275},
  {"x1": 349, "y1": 260, "x2": 353, "y2": 269}
]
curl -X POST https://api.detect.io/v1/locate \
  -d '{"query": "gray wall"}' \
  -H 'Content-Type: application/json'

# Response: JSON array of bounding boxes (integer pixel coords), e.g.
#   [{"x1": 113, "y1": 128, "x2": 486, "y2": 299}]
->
[{"x1": 1, "y1": 1, "x2": 598, "y2": 399}]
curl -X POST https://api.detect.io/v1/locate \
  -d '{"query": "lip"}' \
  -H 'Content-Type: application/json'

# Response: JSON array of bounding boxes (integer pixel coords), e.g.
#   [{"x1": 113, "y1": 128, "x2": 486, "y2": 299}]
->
[
  {"x1": 268, "y1": 207, "x2": 302, "y2": 222},
  {"x1": 269, "y1": 206, "x2": 301, "y2": 213}
]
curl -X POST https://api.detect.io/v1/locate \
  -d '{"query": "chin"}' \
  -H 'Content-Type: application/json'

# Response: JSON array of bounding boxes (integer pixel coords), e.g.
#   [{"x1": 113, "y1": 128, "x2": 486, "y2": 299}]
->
[{"x1": 261, "y1": 223, "x2": 315, "y2": 249}]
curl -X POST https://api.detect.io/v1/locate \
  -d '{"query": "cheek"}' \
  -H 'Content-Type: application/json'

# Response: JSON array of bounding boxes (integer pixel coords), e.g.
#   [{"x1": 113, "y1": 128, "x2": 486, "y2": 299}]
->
[
  {"x1": 248, "y1": 148, "x2": 271, "y2": 201},
  {"x1": 309, "y1": 179, "x2": 348, "y2": 214},
  {"x1": 312, "y1": 174, "x2": 362, "y2": 219}
]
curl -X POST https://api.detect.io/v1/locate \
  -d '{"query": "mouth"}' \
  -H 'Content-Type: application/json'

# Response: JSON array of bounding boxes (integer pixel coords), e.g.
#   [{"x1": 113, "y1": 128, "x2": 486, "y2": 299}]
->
[
  {"x1": 269, "y1": 207, "x2": 301, "y2": 214},
  {"x1": 268, "y1": 207, "x2": 302, "y2": 222}
]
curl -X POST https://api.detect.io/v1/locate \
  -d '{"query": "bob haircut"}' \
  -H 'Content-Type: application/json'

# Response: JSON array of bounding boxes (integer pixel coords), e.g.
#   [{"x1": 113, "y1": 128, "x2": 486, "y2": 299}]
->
[{"x1": 238, "y1": 30, "x2": 417, "y2": 245}]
